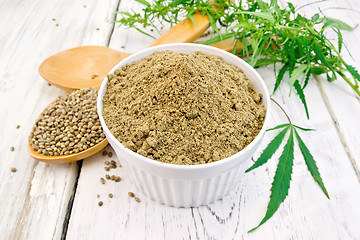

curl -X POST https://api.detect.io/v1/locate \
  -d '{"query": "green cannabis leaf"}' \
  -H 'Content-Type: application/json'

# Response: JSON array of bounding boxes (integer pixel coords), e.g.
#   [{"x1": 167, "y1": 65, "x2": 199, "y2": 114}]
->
[
  {"x1": 116, "y1": 0, "x2": 360, "y2": 118},
  {"x1": 246, "y1": 122, "x2": 329, "y2": 232}
]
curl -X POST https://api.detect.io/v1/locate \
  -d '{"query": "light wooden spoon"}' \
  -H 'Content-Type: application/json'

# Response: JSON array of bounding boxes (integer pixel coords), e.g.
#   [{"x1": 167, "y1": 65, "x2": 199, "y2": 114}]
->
[
  {"x1": 39, "y1": 13, "x2": 243, "y2": 92},
  {"x1": 28, "y1": 139, "x2": 108, "y2": 163},
  {"x1": 39, "y1": 13, "x2": 211, "y2": 92},
  {"x1": 27, "y1": 92, "x2": 109, "y2": 163}
]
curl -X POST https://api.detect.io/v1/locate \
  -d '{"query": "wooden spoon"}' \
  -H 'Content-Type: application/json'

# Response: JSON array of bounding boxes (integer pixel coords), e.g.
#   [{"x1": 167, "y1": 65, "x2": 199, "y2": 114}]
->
[
  {"x1": 39, "y1": 13, "x2": 211, "y2": 92},
  {"x1": 39, "y1": 13, "x2": 243, "y2": 91},
  {"x1": 28, "y1": 92, "x2": 109, "y2": 163},
  {"x1": 28, "y1": 139, "x2": 108, "y2": 163}
]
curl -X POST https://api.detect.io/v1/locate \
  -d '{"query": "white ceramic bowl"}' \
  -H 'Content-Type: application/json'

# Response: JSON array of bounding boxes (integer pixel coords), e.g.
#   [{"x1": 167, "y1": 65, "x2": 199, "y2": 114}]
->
[{"x1": 97, "y1": 43, "x2": 270, "y2": 207}]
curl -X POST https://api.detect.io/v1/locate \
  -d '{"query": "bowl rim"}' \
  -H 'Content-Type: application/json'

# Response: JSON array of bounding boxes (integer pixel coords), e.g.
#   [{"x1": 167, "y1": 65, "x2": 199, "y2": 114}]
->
[{"x1": 97, "y1": 43, "x2": 270, "y2": 170}]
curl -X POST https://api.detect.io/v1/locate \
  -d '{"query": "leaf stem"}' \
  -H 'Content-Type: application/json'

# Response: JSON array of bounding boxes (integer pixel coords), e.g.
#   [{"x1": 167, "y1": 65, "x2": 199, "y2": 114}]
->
[
  {"x1": 271, "y1": 98, "x2": 292, "y2": 124},
  {"x1": 337, "y1": 71, "x2": 360, "y2": 95}
]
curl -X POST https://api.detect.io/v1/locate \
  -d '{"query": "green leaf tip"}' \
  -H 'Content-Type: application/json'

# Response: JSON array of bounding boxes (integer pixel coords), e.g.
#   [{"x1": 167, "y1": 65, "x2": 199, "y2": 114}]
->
[
  {"x1": 248, "y1": 127, "x2": 295, "y2": 232},
  {"x1": 293, "y1": 80, "x2": 310, "y2": 119},
  {"x1": 294, "y1": 129, "x2": 330, "y2": 199}
]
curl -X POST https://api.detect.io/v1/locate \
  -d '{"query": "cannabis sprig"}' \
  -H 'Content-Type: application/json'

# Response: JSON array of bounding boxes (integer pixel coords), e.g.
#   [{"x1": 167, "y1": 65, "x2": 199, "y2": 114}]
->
[{"x1": 116, "y1": 0, "x2": 360, "y2": 118}]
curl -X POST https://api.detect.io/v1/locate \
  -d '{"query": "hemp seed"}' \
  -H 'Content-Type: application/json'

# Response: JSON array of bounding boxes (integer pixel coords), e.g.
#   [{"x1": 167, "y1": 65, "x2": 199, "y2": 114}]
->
[
  {"x1": 108, "y1": 152, "x2": 112, "y2": 157},
  {"x1": 29, "y1": 88, "x2": 105, "y2": 156},
  {"x1": 134, "y1": 197, "x2": 140, "y2": 203},
  {"x1": 128, "y1": 192, "x2": 134, "y2": 197},
  {"x1": 114, "y1": 176, "x2": 121, "y2": 182},
  {"x1": 100, "y1": 178, "x2": 105, "y2": 184},
  {"x1": 10, "y1": 147, "x2": 14, "y2": 151},
  {"x1": 102, "y1": 151, "x2": 108, "y2": 156},
  {"x1": 98, "y1": 201, "x2": 103, "y2": 207},
  {"x1": 109, "y1": 193, "x2": 113, "y2": 198},
  {"x1": 11, "y1": 167, "x2": 17, "y2": 173}
]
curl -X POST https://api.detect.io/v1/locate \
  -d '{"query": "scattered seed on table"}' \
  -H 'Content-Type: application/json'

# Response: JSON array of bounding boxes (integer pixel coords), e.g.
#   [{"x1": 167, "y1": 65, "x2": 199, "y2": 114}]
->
[
  {"x1": 105, "y1": 174, "x2": 110, "y2": 180},
  {"x1": 110, "y1": 175, "x2": 115, "y2": 181},
  {"x1": 108, "y1": 152, "x2": 113, "y2": 157},
  {"x1": 100, "y1": 178, "x2": 105, "y2": 184},
  {"x1": 121, "y1": 45, "x2": 125, "y2": 49},
  {"x1": 48, "y1": 83, "x2": 52, "y2": 86},
  {"x1": 98, "y1": 201, "x2": 103, "y2": 206},
  {"x1": 11, "y1": 167, "x2": 17, "y2": 173},
  {"x1": 97, "y1": 194, "x2": 100, "y2": 198},
  {"x1": 128, "y1": 192, "x2": 134, "y2": 197},
  {"x1": 52, "y1": 18, "x2": 56, "y2": 21},
  {"x1": 115, "y1": 176, "x2": 121, "y2": 182},
  {"x1": 135, "y1": 197, "x2": 140, "y2": 203},
  {"x1": 104, "y1": 166, "x2": 110, "y2": 171},
  {"x1": 16, "y1": 125, "x2": 20, "y2": 129},
  {"x1": 83, "y1": 5, "x2": 87, "y2": 8},
  {"x1": 96, "y1": 28, "x2": 100, "y2": 31},
  {"x1": 10, "y1": 147, "x2": 14, "y2": 151},
  {"x1": 109, "y1": 193, "x2": 113, "y2": 198},
  {"x1": 119, "y1": 163, "x2": 122, "y2": 168},
  {"x1": 102, "y1": 151, "x2": 108, "y2": 156},
  {"x1": 104, "y1": 161, "x2": 110, "y2": 165},
  {"x1": 56, "y1": 23, "x2": 59, "y2": 27}
]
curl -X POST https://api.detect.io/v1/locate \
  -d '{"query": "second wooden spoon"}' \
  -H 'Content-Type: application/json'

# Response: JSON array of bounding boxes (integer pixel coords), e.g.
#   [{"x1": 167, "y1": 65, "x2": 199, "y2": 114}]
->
[
  {"x1": 39, "y1": 13, "x2": 243, "y2": 92},
  {"x1": 39, "y1": 13, "x2": 210, "y2": 92}
]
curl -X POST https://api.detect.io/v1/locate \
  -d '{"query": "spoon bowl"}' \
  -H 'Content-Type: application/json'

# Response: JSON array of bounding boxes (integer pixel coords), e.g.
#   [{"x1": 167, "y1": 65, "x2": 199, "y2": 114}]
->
[
  {"x1": 39, "y1": 46, "x2": 131, "y2": 92},
  {"x1": 28, "y1": 91, "x2": 109, "y2": 163},
  {"x1": 38, "y1": 13, "x2": 211, "y2": 91},
  {"x1": 28, "y1": 138, "x2": 108, "y2": 163}
]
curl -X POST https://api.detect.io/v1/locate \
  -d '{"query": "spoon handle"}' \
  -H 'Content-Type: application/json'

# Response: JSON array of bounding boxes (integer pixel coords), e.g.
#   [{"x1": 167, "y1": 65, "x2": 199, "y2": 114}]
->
[{"x1": 149, "y1": 13, "x2": 210, "y2": 47}]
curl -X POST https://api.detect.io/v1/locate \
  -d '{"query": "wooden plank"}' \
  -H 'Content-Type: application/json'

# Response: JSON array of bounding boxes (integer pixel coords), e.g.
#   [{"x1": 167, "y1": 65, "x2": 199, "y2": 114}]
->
[
  {"x1": 0, "y1": 0, "x2": 119, "y2": 239},
  {"x1": 66, "y1": 0, "x2": 360, "y2": 239},
  {"x1": 283, "y1": 0, "x2": 360, "y2": 178}
]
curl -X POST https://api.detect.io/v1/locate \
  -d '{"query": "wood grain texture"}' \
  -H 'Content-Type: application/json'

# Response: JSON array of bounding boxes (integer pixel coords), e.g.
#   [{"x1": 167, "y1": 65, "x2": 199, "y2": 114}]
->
[
  {"x1": 66, "y1": 1, "x2": 360, "y2": 239},
  {"x1": 0, "y1": 0, "x2": 119, "y2": 238},
  {"x1": 1, "y1": 0, "x2": 360, "y2": 239},
  {"x1": 283, "y1": 0, "x2": 360, "y2": 179}
]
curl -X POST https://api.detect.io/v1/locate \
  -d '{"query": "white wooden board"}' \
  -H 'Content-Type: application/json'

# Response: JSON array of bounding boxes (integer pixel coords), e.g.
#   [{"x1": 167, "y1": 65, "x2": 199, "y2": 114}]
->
[{"x1": 1, "y1": 0, "x2": 360, "y2": 239}]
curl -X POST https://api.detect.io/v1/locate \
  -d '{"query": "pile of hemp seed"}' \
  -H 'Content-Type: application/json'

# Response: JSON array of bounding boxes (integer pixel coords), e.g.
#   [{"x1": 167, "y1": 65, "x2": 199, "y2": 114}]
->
[{"x1": 29, "y1": 88, "x2": 105, "y2": 156}]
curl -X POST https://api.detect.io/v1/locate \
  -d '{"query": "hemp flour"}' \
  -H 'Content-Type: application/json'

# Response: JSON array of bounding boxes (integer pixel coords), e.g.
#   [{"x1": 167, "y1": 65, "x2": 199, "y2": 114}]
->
[{"x1": 102, "y1": 51, "x2": 266, "y2": 165}]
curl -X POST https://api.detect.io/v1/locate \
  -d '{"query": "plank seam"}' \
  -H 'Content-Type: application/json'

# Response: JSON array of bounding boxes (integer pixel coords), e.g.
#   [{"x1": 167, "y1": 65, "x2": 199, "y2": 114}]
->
[
  {"x1": 106, "y1": 0, "x2": 122, "y2": 47},
  {"x1": 61, "y1": 161, "x2": 82, "y2": 240},
  {"x1": 315, "y1": 75, "x2": 360, "y2": 183}
]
